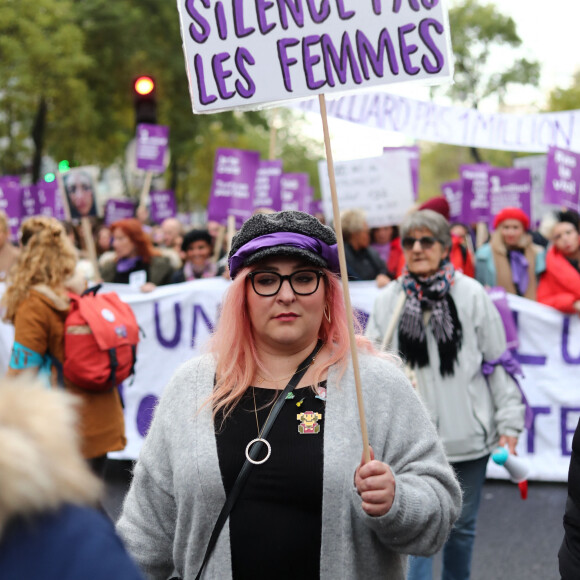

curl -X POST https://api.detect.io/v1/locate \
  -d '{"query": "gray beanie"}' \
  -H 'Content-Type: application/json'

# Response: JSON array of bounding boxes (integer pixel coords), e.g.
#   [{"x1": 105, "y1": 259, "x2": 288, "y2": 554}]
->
[{"x1": 228, "y1": 211, "x2": 338, "y2": 278}]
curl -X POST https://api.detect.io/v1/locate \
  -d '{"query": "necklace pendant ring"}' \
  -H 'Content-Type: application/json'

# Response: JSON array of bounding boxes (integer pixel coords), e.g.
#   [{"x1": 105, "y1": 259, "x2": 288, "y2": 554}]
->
[{"x1": 245, "y1": 438, "x2": 271, "y2": 465}]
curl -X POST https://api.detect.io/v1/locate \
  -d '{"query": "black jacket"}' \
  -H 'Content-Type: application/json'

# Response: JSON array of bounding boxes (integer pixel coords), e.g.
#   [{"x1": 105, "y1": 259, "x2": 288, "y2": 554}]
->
[{"x1": 559, "y1": 418, "x2": 580, "y2": 578}]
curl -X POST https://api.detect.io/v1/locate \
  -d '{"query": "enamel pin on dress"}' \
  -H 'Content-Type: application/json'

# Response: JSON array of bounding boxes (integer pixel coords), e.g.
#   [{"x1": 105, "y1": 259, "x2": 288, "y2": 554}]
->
[{"x1": 297, "y1": 410, "x2": 322, "y2": 434}]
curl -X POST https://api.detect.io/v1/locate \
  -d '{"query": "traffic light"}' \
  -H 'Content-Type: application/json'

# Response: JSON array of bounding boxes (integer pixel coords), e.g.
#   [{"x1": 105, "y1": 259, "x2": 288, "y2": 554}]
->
[{"x1": 133, "y1": 75, "x2": 157, "y2": 125}]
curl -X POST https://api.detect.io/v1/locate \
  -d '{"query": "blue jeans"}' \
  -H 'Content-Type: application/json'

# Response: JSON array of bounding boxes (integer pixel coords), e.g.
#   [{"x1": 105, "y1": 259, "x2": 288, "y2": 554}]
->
[{"x1": 407, "y1": 454, "x2": 490, "y2": 580}]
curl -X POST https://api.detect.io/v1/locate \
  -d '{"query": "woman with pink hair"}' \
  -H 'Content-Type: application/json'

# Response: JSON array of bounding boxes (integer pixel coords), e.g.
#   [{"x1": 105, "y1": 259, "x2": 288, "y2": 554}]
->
[{"x1": 117, "y1": 211, "x2": 460, "y2": 580}]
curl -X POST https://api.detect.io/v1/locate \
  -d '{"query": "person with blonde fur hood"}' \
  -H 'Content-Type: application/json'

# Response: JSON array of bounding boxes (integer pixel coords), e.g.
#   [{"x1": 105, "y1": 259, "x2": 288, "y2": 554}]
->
[{"x1": 0, "y1": 378, "x2": 144, "y2": 579}]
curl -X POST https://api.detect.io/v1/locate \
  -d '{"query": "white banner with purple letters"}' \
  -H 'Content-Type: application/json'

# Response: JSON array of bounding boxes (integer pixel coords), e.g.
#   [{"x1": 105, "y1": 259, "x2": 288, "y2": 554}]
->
[{"x1": 0, "y1": 280, "x2": 577, "y2": 481}]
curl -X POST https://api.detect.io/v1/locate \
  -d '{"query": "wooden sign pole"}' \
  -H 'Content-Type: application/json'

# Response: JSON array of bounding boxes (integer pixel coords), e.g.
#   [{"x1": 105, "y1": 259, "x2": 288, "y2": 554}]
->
[
  {"x1": 139, "y1": 171, "x2": 153, "y2": 211},
  {"x1": 318, "y1": 94, "x2": 370, "y2": 464},
  {"x1": 80, "y1": 216, "x2": 100, "y2": 283}
]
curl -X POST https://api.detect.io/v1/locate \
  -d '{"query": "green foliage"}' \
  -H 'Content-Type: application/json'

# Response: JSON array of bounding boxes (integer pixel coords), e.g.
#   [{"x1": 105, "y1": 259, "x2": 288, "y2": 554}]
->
[
  {"x1": 546, "y1": 71, "x2": 580, "y2": 112},
  {"x1": 447, "y1": 0, "x2": 540, "y2": 108},
  {"x1": 0, "y1": 0, "x2": 323, "y2": 210},
  {"x1": 0, "y1": 0, "x2": 96, "y2": 174}
]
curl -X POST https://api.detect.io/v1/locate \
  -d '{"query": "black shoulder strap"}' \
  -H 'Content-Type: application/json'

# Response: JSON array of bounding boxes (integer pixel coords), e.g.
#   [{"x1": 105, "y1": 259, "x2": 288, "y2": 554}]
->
[{"x1": 193, "y1": 339, "x2": 323, "y2": 580}]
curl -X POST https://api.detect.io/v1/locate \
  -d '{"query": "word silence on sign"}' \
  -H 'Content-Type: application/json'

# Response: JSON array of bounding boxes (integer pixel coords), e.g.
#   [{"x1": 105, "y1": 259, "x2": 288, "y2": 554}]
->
[{"x1": 177, "y1": 0, "x2": 453, "y2": 112}]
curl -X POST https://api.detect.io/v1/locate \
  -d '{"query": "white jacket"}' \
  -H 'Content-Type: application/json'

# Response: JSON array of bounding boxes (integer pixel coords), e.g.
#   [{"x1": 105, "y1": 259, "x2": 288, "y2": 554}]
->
[{"x1": 366, "y1": 272, "x2": 525, "y2": 462}]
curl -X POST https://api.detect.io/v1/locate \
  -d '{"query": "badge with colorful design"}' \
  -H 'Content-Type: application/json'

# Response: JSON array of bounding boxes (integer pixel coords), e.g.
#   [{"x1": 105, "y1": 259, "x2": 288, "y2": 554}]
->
[
  {"x1": 315, "y1": 386, "x2": 327, "y2": 401},
  {"x1": 297, "y1": 410, "x2": 322, "y2": 434}
]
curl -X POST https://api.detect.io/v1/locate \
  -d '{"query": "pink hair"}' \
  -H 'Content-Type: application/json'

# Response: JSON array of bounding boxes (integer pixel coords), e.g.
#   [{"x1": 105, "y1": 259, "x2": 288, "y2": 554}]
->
[{"x1": 206, "y1": 267, "x2": 378, "y2": 420}]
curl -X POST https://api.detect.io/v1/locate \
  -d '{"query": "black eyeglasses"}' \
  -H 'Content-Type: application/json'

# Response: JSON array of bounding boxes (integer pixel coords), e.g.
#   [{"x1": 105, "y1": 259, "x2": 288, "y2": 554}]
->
[
  {"x1": 401, "y1": 236, "x2": 438, "y2": 250},
  {"x1": 247, "y1": 270, "x2": 325, "y2": 297}
]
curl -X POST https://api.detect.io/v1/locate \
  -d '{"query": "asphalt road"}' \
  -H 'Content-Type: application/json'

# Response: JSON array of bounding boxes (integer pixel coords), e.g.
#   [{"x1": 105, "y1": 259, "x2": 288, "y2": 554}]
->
[{"x1": 104, "y1": 460, "x2": 567, "y2": 580}]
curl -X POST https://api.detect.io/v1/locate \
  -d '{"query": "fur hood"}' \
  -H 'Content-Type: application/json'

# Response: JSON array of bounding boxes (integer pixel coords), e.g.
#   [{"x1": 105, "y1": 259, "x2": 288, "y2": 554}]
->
[{"x1": 0, "y1": 378, "x2": 102, "y2": 537}]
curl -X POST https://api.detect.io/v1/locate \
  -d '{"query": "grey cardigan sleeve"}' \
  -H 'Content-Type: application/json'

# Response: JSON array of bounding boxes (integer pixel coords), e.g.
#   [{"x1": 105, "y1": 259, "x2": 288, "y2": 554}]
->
[
  {"x1": 116, "y1": 378, "x2": 180, "y2": 580},
  {"x1": 348, "y1": 361, "x2": 462, "y2": 556}
]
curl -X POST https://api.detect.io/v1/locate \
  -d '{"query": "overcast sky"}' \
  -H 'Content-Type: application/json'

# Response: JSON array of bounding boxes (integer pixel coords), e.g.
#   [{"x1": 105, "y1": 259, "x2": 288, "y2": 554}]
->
[{"x1": 316, "y1": 0, "x2": 580, "y2": 160}]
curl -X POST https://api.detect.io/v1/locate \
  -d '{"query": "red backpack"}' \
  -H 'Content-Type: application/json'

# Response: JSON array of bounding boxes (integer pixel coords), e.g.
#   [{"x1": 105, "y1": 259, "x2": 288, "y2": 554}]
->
[{"x1": 63, "y1": 287, "x2": 140, "y2": 391}]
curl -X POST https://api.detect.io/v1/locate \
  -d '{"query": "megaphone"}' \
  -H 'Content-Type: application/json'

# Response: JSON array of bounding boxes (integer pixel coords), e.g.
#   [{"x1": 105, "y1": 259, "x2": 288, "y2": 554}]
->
[{"x1": 492, "y1": 447, "x2": 530, "y2": 499}]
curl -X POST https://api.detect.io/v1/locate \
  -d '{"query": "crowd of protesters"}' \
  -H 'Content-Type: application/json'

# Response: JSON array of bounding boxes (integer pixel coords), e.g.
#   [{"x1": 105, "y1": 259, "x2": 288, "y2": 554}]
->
[{"x1": 0, "y1": 198, "x2": 579, "y2": 580}]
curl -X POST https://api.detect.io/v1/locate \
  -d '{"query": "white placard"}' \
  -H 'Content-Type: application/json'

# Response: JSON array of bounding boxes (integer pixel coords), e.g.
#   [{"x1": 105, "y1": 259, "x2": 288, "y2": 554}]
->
[
  {"x1": 318, "y1": 151, "x2": 414, "y2": 227},
  {"x1": 177, "y1": 1, "x2": 453, "y2": 113}
]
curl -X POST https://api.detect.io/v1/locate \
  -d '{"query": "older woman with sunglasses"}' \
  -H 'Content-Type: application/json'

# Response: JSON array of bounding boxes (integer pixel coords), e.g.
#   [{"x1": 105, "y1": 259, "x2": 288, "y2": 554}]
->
[
  {"x1": 117, "y1": 211, "x2": 461, "y2": 580},
  {"x1": 366, "y1": 209, "x2": 525, "y2": 580}
]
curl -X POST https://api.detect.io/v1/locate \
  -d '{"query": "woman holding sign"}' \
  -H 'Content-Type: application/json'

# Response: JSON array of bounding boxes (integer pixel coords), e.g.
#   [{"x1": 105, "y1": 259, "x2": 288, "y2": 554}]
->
[
  {"x1": 366, "y1": 210, "x2": 525, "y2": 580},
  {"x1": 117, "y1": 210, "x2": 461, "y2": 580}
]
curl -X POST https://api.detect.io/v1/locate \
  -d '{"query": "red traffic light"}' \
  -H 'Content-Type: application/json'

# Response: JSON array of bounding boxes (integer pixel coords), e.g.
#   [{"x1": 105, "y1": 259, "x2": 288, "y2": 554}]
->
[{"x1": 134, "y1": 76, "x2": 155, "y2": 96}]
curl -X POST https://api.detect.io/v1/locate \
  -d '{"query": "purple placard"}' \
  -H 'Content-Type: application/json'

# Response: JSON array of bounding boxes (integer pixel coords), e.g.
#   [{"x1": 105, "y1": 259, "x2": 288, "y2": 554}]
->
[
  {"x1": 384, "y1": 146, "x2": 420, "y2": 199},
  {"x1": 280, "y1": 173, "x2": 311, "y2": 213},
  {"x1": 488, "y1": 168, "x2": 532, "y2": 227},
  {"x1": 105, "y1": 199, "x2": 137, "y2": 226},
  {"x1": 20, "y1": 184, "x2": 40, "y2": 219},
  {"x1": 208, "y1": 148, "x2": 260, "y2": 228},
  {"x1": 253, "y1": 160, "x2": 283, "y2": 211},
  {"x1": 150, "y1": 190, "x2": 177, "y2": 224},
  {"x1": 544, "y1": 147, "x2": 580, "y2": 210},
  {"x1": 136, "y1": 124, "x2": 169, "y2": 173},
  {"x1": 36, "y1": 181, "x2": 67, "y2": 221},
  {"x1": 441, "y1": 180, "x2": 463, "y2": 222},
  {"x1": 460, "y1": 164, "x2": 490, "y2": 224},
  {"x1": 310, "y1": 199, "x2": 323, "y2": 216},
  {"x1": 0, "y1": 177, "x2": 22, "y2": 242}
]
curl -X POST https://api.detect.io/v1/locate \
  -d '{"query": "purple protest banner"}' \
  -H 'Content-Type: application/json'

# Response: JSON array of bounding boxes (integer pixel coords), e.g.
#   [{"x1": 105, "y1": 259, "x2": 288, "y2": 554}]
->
[
  {"x1": 208, "y1": 148, "x2": 260, "y2": 228},
  {"x1": 460, "y1": 164, "x2": 490, "y2": 224},
  {"x1": 0, "y1": 177, "x2": 22, "y2": 242},
  {"x1": 105, "y1": 199, "x2": 137, "y2": 226},
  {"x1": 136, "y1": 124, "x2": 169, "y2": 173},
  {"x1": 441, "y1": 180, "x2": 463, "y2": 222},
  {"x1": 488, "y1": 168, "x2": 532, "y2": 227},
  {"x1": 150, "y1": 190, "x2": 177, "y2": 224},
  {"x1": 280, "y1": 173, "x2": 311, "y2": 213},
  {"x1": 253, "y1": 160, "x2": 283, "y2": 211},
  {"x1": 384, "y1": 146, "x2": 420, "y2": 199},
  {"x1": 544, "y1": 147, "x2": 580, "y2": 211}
]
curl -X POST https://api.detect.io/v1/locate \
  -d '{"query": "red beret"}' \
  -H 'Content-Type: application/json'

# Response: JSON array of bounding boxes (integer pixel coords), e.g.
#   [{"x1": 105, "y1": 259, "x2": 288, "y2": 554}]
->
[
  {"x1": 419, "y1": 196, "x2": 450, "y2": 221},
  {"x1": 493, "y1": 207, "x2": 530, "y2": 231}
]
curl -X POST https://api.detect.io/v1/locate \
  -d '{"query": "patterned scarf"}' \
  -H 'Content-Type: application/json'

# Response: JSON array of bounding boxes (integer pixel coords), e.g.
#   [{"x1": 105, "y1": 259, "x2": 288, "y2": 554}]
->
[{"x1": 398, "y1": 261, "x2": 463, "y2": 377}]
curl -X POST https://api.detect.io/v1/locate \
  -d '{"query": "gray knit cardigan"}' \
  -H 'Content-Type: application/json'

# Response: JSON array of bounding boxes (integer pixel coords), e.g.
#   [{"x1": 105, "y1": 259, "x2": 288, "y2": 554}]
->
[{"x1": 117, "y1": 352, "x2": 461, "y2": 580}]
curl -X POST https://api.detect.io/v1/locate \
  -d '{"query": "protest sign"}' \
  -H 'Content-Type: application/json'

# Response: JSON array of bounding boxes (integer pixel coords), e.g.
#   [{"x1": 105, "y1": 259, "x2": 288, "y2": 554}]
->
[
  {"x1": 253, "y1": 159, "x2": 283, "y2": 211},
  {"x1": 150, "y1": 190, "x2": 178, "y2": 223},
  {"x1": 0, "y1": 278, "x2": 560, "y2": 483},
  {"x1": 460, "y1": 164, "x2": 490, "y2": 224},
  {"x1": 488, "y1": 168, "x2": 532, "y2": 226},
  {"x1": 0, "y1": 177, "x2": 22, "y2": 241},
  {"x1": 544, "y1": 146, "x2": 580, "y2": 211},
  {"x1": 136, "y1": 124, "x2": 170, "y2": 173},
  {"x1": 36, "y1": 181, "x2": 67, "y2": 221},
  {"x1": 20, "y1": 185, "x2": 40, "y2": 219},
  {"x1": 208, "y1": 148, "x2": 260, "y2": 228},
  {"x1": 294, "y1": 91, "x2": 580, "y2": 153},
  {"x1": 318, "y1": 152, "x2": 414, "y2": 227},
  {"x1": 104, "y1": 199, "x2": 137, "y2": 226},
  {"x1": 441, "y1": 180, "x2": 463, "y2": 222},
  {"x1": 513, "y1": 155, "x2": 557, "y2": 228},
  {"x1": 177, "y1": 2, "x2": 453, "y2": 113},
  {"x1": 61, "y1": 167, "x2": 99, "y2": 219},
  {"x1": 280, "y1": 173, "x2": 311, "y2": 212},
  {"x1": 384, "y1": 145, "x2": 420, "y2": 199},
  {"x1": 310, "y1": 198, "x2": 323, "y2": 217}
]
